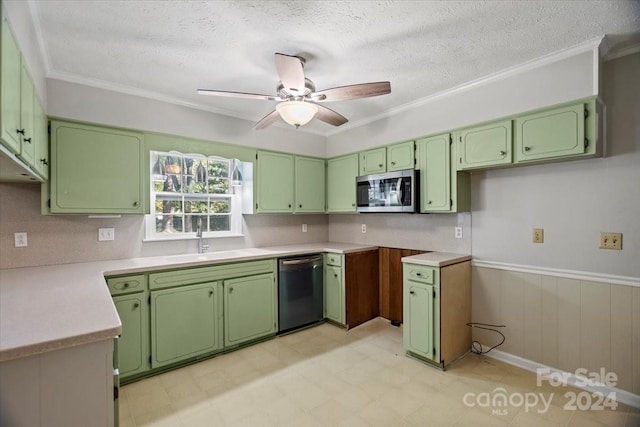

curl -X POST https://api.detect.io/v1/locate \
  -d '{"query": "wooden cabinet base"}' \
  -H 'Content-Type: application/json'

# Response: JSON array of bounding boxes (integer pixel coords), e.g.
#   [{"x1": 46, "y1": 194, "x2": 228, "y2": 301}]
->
[{"x1": 345, "y1": 249, "x2": 380, "y2": 329}]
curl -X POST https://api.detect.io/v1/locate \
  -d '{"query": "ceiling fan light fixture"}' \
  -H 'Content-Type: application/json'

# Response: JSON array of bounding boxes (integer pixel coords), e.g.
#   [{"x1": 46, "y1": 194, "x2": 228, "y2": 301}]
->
[{"x1": 276, "y1": 101, "x2": 318, "y2": 128}]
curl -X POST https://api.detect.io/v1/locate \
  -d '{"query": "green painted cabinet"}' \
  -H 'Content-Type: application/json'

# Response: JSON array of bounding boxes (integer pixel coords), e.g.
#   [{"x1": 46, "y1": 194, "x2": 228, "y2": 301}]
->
[
  {"x1": 324, "y1": 253, "x2": 345, "y2": 325},
  {"x1": 327, "y1": 154, "x2": 358, "y2": 213},
  {"x1": 294, "y1": 156, "x2": 325, "y2": 213},
  {"x1": 455, "y1": 120, "x2": 512, "y2": 170},
  {"x1": 113, "y1": 293, "x2": 149, "y2": 378},
  {"x1": 515, "y1": 103, "x2": 586, "y2": 162},
  {"x1": 0, "y1": 14, "x2": 22, "y2": 155},
  {"x1": 18, "y1": 62, "x2": 35, "y2": 168},
  {"x1": 405, "y1": 282, "x2": 435, "y2": 360},
  {"x1": 49, "y1": 121, "x2": 145, "y2": 213},
  {"x1": 387, "y1": 140, "x2": 415, "y2": 171},
  {"x1": 416, "y1": 133, "x2": 470, "y2": 213},
  {"x1": 359, "y1": 147, "x2": 386, "y2": 175},
  {"x1": 255, "y1": 150, "x2": 294, "y2": 213},
  {"x1": 150, "y1": 281, "x2": 223, "y2": 368},
  {"x1": 33, "y1": 99, "x2": 48, "y2": 179},
  {"x1": 224, "y1": 273, "x2": 277, "y2": 347}
]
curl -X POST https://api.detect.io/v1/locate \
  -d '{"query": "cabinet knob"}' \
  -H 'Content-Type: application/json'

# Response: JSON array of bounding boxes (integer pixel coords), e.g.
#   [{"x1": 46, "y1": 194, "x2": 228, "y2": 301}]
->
[
  {"x1": 391, "y1": 161, "x2": 396, "y2": 165},
  {"x1": 499, "y1": 150, "x2": 506, "y2": 156},
  {"x1": 416, "y1": 273, "x2": 422, "y2": 277},
  {"x1": 209, "y1": 290, "x2": 214, "y2": 296},
  {"x1": 24, "y1": 138, "x2": 32, "y2": 144},
  {"x1": 524, "y1": 146, "x2": 531, "y2": 152},
  {"x1": 16, "y1": 129, "x2": 24, "y2": 135},
  {"x1": 133, "y1": 302, "x2": 139, "y2": 308},
  {"x1": 229, "y1": 287, "x2": 234, "y2": 293},
  {"x1": 123, "y1": 283, "x2": 129, "y2": 288},
  {"x1": 378, "y1": 164, "x2": 383, "y2": 168},
  {"x1": 40, "y1": 158, "x2": 48, "y2": 165},
  {"x1": 410, "y1": 290, "x2": 415, "y2": 295},
  {"x1": 288, "y1": 204, "x2": 292, "y2": 208},
  {"x1": 427, "y1": 201, "x2": 432, "y2": 205},
  {"x1": 334, "y1": 273, "x2": 338, "y2": 278},
  {"x1": 299, "y1": 204, "x2": 302, "y2": 208},
  {"x1": 351, "y1": 203, "x2": 355, "y2": 207},
  {"x1": 133, "y1": 201, "x2": 139, "y2": 207}
]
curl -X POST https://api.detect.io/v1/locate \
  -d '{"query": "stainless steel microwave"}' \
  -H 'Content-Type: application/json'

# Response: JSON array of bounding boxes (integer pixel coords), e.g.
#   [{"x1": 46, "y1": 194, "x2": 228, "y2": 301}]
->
[{"x1": 356, "y1": 169, "x2": 419, "y2": 213}]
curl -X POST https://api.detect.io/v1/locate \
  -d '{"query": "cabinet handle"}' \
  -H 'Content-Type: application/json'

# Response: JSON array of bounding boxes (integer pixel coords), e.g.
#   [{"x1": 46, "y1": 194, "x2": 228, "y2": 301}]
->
[
  {"x1": 16, "y1": 129, "x2": 24, "y2": 135},
  {"x1": 24, "y1": 137, "x2": 32, "y2": 144},
  {"x1": 40, "y1": 158, "x2": 48, "y2": 165},
  {"x1": 524, "y1": 146, "x2": 531, "y2": 152},
  {"x1": 133, "y1": 302, "x2": 139, "y2": 308},
  {"x1": 499, "y1": 150, "x2": 506, "y2": 156},
  {"x1": 133, "y1": 201, "x2": 139, "y2": 207},
  {"x1": 410, "y1": 291, "x2": 415, "y2": 295}
]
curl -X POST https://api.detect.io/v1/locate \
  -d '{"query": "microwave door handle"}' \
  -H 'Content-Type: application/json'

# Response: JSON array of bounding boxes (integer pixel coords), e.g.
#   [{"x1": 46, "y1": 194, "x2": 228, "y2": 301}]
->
[{"x1": 398, "y1": 178, "x2": 404, "y2": 205}]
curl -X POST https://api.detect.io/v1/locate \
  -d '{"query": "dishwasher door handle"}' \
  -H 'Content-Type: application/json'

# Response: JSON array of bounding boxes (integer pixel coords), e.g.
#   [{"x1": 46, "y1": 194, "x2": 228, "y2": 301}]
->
[{"x1": 281, "y1": 257, "x2": 323, "y2": 265}]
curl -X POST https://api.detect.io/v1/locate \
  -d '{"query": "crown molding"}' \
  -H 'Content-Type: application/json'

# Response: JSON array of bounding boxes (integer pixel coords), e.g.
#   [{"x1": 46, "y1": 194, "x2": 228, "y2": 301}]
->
[{"x1": 605, "y1": 42, "x2": 640, "y2": 61}]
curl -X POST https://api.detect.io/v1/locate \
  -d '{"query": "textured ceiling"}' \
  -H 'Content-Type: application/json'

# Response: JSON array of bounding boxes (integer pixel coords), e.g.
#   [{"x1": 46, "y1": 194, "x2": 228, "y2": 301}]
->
[{"x1": 30, "y1": 0, "x2": 640, "y2": 135}]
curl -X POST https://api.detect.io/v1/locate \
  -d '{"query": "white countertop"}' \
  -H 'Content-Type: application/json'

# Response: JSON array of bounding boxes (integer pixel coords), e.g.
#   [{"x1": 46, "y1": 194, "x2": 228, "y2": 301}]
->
[
  {"x1": 0, "y1": 242, "x2": 377, "y2": 362},
  {"x1": 401, "y1": 252, "x2": 471, "y2": 267}
]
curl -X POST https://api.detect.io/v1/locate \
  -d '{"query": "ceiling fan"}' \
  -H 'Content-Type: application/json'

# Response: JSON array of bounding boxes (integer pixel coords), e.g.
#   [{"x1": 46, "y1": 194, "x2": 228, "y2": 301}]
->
[{"x1": 197, "y1": 53, "x2": 391, "y2": 130}]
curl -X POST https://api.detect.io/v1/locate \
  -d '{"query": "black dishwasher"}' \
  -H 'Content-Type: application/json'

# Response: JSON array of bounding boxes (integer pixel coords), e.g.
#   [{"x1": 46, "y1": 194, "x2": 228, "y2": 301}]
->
[{"x1": 278, "y1": 254, "x2": 324, "y2": 333}]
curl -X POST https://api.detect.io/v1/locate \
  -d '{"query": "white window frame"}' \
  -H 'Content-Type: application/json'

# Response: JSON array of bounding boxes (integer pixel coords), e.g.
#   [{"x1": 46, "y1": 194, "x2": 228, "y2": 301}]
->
[{"x1": 144, "y1": 150, "x2": 244, "y2": 242}]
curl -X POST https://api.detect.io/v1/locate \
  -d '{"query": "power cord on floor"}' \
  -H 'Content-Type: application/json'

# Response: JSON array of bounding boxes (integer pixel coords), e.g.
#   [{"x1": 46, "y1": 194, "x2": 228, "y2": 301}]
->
[{"x1": 466, "y1": 322, "x2": 506, "y2": 355}]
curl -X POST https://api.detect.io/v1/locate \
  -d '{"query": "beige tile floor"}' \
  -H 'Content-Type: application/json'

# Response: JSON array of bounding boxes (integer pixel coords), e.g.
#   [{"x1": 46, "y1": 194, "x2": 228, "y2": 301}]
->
[{"x1": 120, "y1": 318, "x2": 638, "y2": 427}]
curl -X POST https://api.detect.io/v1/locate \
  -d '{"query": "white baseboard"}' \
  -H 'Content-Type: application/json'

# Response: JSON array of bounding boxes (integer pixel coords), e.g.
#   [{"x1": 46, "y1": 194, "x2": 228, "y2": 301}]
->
[{"x1": 481, "y1": 346, "x2": 640, "y2": 409}]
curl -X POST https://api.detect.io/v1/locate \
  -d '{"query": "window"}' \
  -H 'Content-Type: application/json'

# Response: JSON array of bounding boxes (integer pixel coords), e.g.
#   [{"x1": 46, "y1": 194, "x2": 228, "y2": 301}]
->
[{"x1": 145, "y1": 151, "x2": 244, "y2": 240}]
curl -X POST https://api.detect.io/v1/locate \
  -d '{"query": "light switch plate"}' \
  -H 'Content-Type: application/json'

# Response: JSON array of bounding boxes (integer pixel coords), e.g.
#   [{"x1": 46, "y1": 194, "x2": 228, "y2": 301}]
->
[
  {"x1": 600, "y1": 232, "x2": 622, "y2": 250},
  {"x1": 98, "y1": 228, "x2": 115, "y2": 241}
]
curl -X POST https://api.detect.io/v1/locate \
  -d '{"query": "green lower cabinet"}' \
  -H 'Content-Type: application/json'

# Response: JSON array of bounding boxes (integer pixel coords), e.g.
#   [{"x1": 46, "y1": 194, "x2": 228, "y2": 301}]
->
[
  {"x1": 150, "y1": 281, "x2": 223, "y2": 368},
  {"x1": 515, "y1": 103, "x2": 586, "y2": 162},
  {"x1": 455, "y1": 120, "x2": 512, "y2": 170},
  {"x1": 113, "y1": 293, "x2": 149, "y2": 379},
  {"x1": 324, "y1": 263, "x2": 344, "y2": 325},
  {"x1": 224, "y1": 273, "x2": 277, "y2": 347},
  {"x1": 404, "y1": 282, "x2": 436, "y2": 360}
]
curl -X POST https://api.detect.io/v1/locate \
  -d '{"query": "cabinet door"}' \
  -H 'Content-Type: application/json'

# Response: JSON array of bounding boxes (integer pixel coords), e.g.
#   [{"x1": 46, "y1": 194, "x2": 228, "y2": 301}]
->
[
  {"x1": 256, "y1": 150, "x2": 294, "y2": 212},
  {"x1": 50, "y1": 121, "x2": 144, "y2": 213},
  {"x1": 359, "y1": 147, "x2": 386, "y2": 175},
  {"x1": 150, "y1": 282, "x2": 221, "y2": 368},
  {"x1": 417, "y1": 134, "x2": 451, "y2": 212},
  {"x1": 113, "y1": 293, "x2": 149, "y2": 378},
  {"x1": 387, "y1": 141, "x2": 414, "y2": 171},
  {"x1": 224, "y1": 273, "x2": 277, "y2": 347},
  {"x1": 456, "y1": 120, "x2": 512, "y2": 170},
  {"x1": 0, "y1": 17, "x2": 21, "y2": 154},
  {"x1": 324, "y1": 265, "x2": 344, "y2": 324},
  {"x1": 18, "y1": 63, "x2": 35, "y2": 167},
  {"x1": 327, "y1": 154, "x2": 358, "y2": 213},
  {"x1": 515, "y1": 103, "x2": 585, "y2": 162},
  {"x1": 294, "y1": 156, "x2": 325, "y2": 213},
  {"x1": 404, "y1": 283, "x2": 435, "y2": 360},
  {"x1": 33, "y1": 99, "x2": 48, "y2": 179}
]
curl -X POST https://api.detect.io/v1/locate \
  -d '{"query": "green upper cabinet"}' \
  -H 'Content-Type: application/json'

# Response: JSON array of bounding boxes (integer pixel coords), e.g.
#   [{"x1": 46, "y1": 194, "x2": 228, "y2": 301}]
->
[
  {"x1": 514, "y1": 103, "x2": 586, "y2": 162},
  {"x1": 224, "y1": 273, "x2": 277, "y2": 348},
  {"x1": 255, "y1": 150, "x2": 294, "y2": 213},
  {"x1": 327, "y1": 153, "x2": 358, "y2": 213},
  {"x1": 150, "y1": 281, "x2": 222, "y2": 368},
  {"x1": 387, "y1": 140, "x2": 415, "y2": 171},
  {"x1": 0, "y1": 15, "x2": 21, "y2": 154},
  {"x1": 417, "y1": 134, "x2": 451, "y2": 212},
  {"x1": 49, "y1": 121, "x2": 145, "y2": 213},
  {"x1": 416, "y1": 133, "x2": 470, "y2": 213},
  {"x1": 294, "y1": 156, "x2": 325, "y2": 213},
  {"x1": 359, "y1": 147, "x2": 386, "y2": 175},
  {"x1": 18, "y1": 62, "x2": 35, "y2": 168},
  {"x1": 455, "y1": 120, "x2": 512, "y2": 170}
]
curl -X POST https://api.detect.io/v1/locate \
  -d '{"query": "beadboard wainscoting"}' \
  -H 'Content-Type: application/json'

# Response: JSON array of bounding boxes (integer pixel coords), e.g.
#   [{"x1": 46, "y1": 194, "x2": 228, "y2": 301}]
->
[{"x1": 471, "y1": 262, "x2": 640, "y2": 397}]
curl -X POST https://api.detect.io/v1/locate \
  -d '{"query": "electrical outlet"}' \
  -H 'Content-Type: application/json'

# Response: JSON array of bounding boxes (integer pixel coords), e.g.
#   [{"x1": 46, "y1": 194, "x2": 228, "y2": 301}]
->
[
  {"x1": 600, "y1": 232, "x2": 622, "y2": 250},
  {"x1": 455, "y1": 227, "x2": 463, "y2": 239},
  {"x1": 532, "y1": 228, "x2": 544, "y2": 244},
  {"x1": 302, "y1": 223, "x2": 307, "y2": 233},
  {"x1": 361, "y1": 224, "x2": 367, "y2": 234},
  {"x1": 14, "y1": 232, "x2": 28, "y2": 247},
  {"x1": 98, "y1": 228, "x2": 115, "y2": 241}
]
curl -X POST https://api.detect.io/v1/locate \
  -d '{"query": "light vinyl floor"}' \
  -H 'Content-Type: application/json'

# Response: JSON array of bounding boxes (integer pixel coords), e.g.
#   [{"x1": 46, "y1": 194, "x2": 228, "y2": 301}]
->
[{"x1": 120, "y1": 318, "x2": 638, "y2": 427}]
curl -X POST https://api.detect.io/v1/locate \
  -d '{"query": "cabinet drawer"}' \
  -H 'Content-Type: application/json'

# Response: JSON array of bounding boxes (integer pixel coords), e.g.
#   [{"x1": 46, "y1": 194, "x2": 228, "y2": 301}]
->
[
  {"x1": 405, "y1": 265, "x2": 437, "y2": 285},
  {"x1": 149, "y1": 259, "x2": 276, "y2": 290},
  {"x1": 325, "y1": 253, "x2": 342, "y2": 267},
  {"x1": 107, "y1": 275, "x2": 146, "y2": 295}
]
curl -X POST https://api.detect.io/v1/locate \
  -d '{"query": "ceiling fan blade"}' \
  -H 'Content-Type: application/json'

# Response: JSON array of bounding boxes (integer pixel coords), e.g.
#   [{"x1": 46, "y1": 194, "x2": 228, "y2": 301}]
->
[
  {"x1": 274, "y1": 53, "x2": 306, "y2": 94},
  {"x1": 313, "y1": 81, "x2": 391, "y2": 102},
  {"x1": 253, "y1": 110, "x2": 281, "y2": 130},
  {"x1": 197, "y1": 89, "x2": 277, "y2": 101},
  {"x1": 314, "y1": 104, "x2": 348, "y2": 127}
]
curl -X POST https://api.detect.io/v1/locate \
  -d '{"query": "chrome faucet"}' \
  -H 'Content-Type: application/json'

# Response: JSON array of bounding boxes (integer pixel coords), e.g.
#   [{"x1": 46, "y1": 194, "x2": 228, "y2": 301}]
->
[{"x1": 196, "y1": 217, "x2": 209, "y2": 254}]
